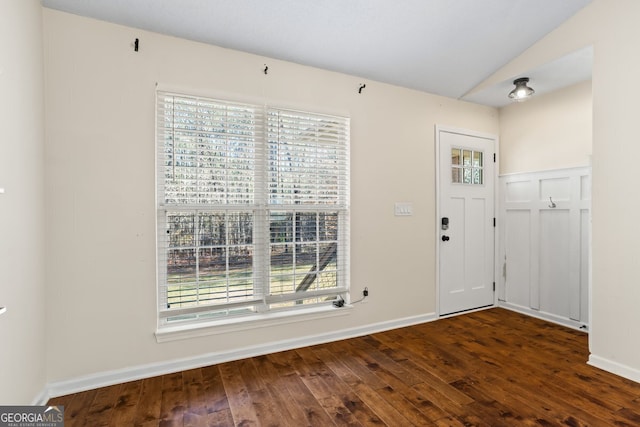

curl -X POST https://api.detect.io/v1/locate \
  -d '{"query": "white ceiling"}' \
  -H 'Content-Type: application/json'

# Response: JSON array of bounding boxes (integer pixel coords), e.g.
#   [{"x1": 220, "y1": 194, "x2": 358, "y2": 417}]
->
[{"x1": 42, "y1": 0, "x2": 593, "y2": 107}]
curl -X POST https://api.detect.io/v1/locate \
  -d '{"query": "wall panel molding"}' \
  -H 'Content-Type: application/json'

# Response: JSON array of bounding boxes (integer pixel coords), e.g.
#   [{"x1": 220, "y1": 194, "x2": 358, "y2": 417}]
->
[{"x1": 498, "y1": 166, "x2": 590, "y2": 327}]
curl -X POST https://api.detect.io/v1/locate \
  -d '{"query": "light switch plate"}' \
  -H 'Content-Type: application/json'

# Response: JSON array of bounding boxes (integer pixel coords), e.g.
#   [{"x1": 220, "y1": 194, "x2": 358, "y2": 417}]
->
[{"x1": 394, "y1": 202, "x2": 413, "y2": 216}]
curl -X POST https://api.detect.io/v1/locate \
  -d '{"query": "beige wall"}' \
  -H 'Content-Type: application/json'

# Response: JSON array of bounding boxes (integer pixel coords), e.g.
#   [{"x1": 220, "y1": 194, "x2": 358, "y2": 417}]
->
[
  {"x1": 12, "y1": 0, "x2": 639, "y2": 398},
  {"x1": 478, "y1": 0, "x2": 640, "y2": 381},
  {"x1": 0, "y1": 1, "x2": 46, "y2": 403},
  {"x1": 499, "y1": 80, "x2": 592, "y2": 175},
  {"x1": 43, "y1": 9, "x2": 498, "y2": 382},
  {"x1": 590, "y1": 0, "x2": 640, "y2": 377}
]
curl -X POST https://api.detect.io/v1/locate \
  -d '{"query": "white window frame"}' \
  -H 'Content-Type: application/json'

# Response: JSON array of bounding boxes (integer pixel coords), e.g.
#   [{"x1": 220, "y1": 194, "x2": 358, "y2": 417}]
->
[{"x1": 155, "y1": 91, "x2": 350, "y2": 331}]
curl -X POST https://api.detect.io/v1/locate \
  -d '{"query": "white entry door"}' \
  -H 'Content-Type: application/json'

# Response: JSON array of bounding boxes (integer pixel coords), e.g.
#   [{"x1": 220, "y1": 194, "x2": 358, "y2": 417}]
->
[{"x1": 437, "y1": 128, "x2": 496, "y2": 315}]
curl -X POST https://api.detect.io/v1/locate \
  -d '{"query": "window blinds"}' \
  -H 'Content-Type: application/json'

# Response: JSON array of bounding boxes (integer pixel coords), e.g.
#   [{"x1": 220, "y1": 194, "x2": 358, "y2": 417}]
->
[
  {"x1": 157, "y1": 91, "x2": 349, "y2": 324},
  {"x1": 267, "y1": 109, "x2": 349, "y2": 207},
  {"x1": 157, "y1": 94, "x2": 264, "y2": 207}
]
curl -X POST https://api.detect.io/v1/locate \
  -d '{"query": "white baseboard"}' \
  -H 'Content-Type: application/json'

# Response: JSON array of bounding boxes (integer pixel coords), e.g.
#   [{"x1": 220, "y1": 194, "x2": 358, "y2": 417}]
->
[
  {"x1": 31, "y1": 388, "x2": 49, "y2": 406},
  {"x1": 588, "y1": 354, "x2": 640, "y2": 384},
  {"x1": 40, "y1": 312, "x2": 436, "y2": 401},
  {"x1": 498, "y1": 301, "x2": 589, "y2": 332}
]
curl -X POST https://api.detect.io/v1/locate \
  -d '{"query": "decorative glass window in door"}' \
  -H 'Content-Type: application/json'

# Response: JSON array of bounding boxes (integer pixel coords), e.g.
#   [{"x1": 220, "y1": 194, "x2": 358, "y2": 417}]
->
[{"x1": 451, "y1": 148, "x2": 483, "y2": 185}]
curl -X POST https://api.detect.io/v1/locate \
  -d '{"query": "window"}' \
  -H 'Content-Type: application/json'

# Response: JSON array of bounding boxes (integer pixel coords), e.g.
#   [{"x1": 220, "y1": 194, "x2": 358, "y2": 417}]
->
[
  {"x1": 451, "y1": 147, "x2": 483, "y2": 185},
  {"x1": 156, "y1": 92, "x2": 349, "y2": 326}
]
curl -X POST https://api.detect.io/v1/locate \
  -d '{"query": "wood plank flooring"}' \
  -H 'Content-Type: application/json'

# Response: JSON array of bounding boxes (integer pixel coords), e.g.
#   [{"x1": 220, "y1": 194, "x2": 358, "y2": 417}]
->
[{"x1": 47, "y1": 308, "x2": 640, "y2": 426}]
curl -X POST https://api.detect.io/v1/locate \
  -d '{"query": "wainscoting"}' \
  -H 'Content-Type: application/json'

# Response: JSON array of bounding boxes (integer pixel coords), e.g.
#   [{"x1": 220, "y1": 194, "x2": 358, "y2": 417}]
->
[{"x1": 497, "y1": 166, "x2": 590, "y2": 329}]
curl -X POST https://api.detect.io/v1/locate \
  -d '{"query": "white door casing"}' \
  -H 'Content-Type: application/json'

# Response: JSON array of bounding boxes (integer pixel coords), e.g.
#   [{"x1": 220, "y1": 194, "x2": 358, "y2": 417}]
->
[{"x1": 436, "y1": 127, "x2": 496, "y2": 316}]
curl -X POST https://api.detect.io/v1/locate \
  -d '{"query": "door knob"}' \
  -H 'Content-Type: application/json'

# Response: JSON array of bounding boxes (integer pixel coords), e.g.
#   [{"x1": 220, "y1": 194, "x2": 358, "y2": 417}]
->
[{"x1": 442, "y1": 235, "x2": 450, "y2": 241}]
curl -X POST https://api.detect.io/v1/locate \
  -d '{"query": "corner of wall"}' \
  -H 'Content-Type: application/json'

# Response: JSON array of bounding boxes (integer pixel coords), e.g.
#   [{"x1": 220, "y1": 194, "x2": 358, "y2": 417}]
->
[{"x1": 0, "y1": 0, "x2": 47, "y2": 404}]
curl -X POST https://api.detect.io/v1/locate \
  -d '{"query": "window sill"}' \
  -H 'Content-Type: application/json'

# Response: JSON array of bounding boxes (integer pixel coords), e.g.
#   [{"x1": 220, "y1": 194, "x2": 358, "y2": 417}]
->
[{"x1": 155, "y1": 304, "x2": 353, "y2": 343}]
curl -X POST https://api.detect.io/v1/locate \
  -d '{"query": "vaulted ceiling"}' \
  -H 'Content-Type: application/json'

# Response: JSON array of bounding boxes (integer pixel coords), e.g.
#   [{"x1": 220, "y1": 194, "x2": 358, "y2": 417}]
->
[{"x1": 42, "y1": 0, "x2": 593, "y2": 107}]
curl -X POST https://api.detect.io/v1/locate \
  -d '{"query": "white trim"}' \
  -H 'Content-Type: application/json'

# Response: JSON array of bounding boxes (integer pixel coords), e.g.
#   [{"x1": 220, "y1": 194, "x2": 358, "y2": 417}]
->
[
  {"x1": 499, "y1": 301, "x2": 588, "y2": 332},
  {"x1": 42, "y1": 312, "x2": 436, "y2": 400},
  {"x1": 435, "y1": 125, "x2": 499, "y2": 317},
  {"x1": 435, "y1": 126, "x2": 442, "y2": 316},
  {"x1": 493, "y1": 135, "x2": 500, "y2": 310},
  {"x1": 156, "y1": 92, "x2": 351, "y2": 330},
  {"x1": 31, "y1": 388, "x2": 49, "y2": 406},
  {"x1": 588, "y1": 354, "x2": 640, "y2": 385},
  {"x1": 498, "y1": 164, "x2": 590, "y2": 178},
  {"x1": 156, "y1": 304, "x2": 352, "y2": 342},
  {"x1": 438, "y1": 304, "x2": 495, "y2": 319}
]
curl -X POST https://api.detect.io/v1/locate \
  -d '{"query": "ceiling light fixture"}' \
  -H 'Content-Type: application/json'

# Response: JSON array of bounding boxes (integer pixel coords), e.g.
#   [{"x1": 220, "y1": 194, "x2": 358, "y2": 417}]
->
[{"x1": 508, "y1": 77, "x2": 535, "y2": 102}]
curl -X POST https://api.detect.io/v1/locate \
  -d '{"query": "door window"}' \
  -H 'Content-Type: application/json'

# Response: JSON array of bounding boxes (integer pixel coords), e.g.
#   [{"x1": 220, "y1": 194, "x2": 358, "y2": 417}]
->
[{"x1": 452, "y1": 147, "x2": 483, "y2": 185}]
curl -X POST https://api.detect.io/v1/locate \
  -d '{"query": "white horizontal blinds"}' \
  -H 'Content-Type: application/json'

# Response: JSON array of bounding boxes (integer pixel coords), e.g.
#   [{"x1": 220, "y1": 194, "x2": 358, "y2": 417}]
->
[
  {"x1": 157, "y1": 93, "x2": 262, "y2": 206},
  {"x1": 266, "y1": 109, "x2": 349, "y2": 308},
  {"x1": 157, "y1": 93, "x2": 350, "y2": 323},
  {"x1": 157, "y1": 92, "x2": 264, "y2": 321},
  {"x1": 267, "y1": 109, "x2": 349, "y2": 206}
]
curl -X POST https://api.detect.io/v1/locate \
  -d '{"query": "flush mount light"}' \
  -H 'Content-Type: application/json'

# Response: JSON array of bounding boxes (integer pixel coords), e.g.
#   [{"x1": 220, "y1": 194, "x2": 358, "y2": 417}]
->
[{"x1": 508, "y1": 77, "x2": 535, "y2": 102}]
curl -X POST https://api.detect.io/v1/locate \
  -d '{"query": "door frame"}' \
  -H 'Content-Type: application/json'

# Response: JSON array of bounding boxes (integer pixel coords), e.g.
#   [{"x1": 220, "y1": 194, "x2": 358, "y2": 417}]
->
[{"x1": 435, "y1": 125, "x2": 500, "y2": 317}]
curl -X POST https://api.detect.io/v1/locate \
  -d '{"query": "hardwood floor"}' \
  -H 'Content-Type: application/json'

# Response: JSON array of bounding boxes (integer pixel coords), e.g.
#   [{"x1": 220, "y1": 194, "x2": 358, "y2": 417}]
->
[{"x1": 47, "y1": 308, "x2": 640, "y2": 426}]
